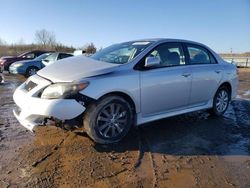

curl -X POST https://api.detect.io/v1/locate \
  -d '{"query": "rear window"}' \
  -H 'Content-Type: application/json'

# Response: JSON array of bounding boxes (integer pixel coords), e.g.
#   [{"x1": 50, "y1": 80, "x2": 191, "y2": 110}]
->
[
  {"x1": 58, "y1": 53, "x2": 72, "y2": 60},
  {"x1": 186, "y1": 44, "x2": 217, "y2": 64}
]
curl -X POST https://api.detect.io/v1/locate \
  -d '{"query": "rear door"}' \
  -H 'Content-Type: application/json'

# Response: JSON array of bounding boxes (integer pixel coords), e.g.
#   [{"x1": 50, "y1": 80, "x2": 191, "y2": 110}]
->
[
  {"x1": 139, "y1": 42, "x2": 192, "y2": 117},
  {"x1": 184, "y1": 44, "x2": 223, "y2": 107}
]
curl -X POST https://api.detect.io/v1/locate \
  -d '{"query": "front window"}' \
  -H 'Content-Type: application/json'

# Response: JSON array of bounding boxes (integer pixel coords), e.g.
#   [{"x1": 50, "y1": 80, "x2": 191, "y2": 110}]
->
[
  {"x1": 144, "y1": 43, "x2": 185, "y2": 67},
  {"x1": 91, "y1": 41, "x2": 152, "y2": 64}
]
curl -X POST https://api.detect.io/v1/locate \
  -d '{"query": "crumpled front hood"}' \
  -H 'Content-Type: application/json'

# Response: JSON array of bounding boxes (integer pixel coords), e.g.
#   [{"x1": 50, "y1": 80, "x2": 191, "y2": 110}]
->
[{"x1": 37, "y1": 55, "x2": 121, "y2": 82}]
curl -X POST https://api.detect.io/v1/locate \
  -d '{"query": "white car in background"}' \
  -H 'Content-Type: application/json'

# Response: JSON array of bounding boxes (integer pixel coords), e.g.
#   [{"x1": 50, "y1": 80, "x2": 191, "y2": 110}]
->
[
  {"x1": 13, "y1": 39, "x2": 238, "y2": 144},
  {"x1": 42, "y1": 52, "x2": 73, "y2": 66}
]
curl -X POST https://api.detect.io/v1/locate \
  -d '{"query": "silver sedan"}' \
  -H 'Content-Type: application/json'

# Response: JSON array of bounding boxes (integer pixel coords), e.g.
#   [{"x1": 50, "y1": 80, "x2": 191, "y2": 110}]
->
[{"x1": 13, "y1": 39, "x2": 238, "y2": 144}]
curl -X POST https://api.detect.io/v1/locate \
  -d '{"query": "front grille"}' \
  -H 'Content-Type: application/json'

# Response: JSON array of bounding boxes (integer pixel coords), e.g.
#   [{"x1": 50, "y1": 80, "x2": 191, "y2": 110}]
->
[{"x1": 24, "y1": 81, "x2": 37, "y2": 91}]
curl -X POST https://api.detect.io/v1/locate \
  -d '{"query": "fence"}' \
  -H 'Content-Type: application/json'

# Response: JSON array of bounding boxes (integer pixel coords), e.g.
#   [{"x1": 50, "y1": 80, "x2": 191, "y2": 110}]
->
[{"x1": 221, "y1": 56, "x2": 250, "y2": 68}]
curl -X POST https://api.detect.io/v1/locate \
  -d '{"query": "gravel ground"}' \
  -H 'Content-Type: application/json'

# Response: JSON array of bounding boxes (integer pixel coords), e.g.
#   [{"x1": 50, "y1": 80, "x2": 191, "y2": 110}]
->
[{"x1": 0, "y1": 69, "x2": 249, "y2": 188}]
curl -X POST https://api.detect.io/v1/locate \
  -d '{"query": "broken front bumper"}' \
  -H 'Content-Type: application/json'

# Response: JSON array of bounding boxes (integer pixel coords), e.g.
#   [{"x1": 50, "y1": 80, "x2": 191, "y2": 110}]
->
[{"x1": 13, "y1": 75, "x2": 86, "y2": 131}]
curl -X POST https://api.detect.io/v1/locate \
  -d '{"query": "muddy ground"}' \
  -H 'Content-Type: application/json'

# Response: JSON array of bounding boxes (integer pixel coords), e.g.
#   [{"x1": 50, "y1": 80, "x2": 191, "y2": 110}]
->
[{"x1": 0, "y1": 69, "x2": 249, "y2": 188}]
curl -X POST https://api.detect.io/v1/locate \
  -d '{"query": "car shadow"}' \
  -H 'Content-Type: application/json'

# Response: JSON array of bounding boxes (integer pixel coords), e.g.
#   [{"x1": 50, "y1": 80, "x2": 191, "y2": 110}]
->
[{"x1": 93, "y1": 101, "x2": 250, "y2": 156}]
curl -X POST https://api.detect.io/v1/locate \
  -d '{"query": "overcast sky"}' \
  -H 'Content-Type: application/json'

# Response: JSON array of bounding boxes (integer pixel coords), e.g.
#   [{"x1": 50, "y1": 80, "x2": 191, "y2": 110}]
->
[{"x1": 0, "y1": 0, "x2": 250, "y2": 53}]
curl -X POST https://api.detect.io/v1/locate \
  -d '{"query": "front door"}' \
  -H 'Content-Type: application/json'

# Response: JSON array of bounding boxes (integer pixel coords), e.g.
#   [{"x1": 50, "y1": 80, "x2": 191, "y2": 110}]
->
[{"x1": 140, "y1": 42, "x2": 192, "y2": 117}]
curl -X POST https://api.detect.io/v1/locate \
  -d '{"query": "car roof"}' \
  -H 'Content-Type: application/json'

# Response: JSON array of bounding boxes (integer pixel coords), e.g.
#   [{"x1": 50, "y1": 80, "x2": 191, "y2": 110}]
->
[
  {"x1": 124, "y1": 38, "x2": 214, "y2": 53},
  {"x1": 127, "y1": 38, "x2": 205, "y2": 45}
]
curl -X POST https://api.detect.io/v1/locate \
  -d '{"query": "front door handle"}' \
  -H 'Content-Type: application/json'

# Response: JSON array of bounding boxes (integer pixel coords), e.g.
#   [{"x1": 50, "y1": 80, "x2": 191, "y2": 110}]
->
[{"x1": 182, "y1": 73, "x2": 191, "y2": 77}]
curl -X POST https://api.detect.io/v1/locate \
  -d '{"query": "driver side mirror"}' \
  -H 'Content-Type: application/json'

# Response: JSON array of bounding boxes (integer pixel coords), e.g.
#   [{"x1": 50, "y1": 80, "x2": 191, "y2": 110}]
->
[{"x1": 145, "y1": 56, "x2": 160, "y2": 67}]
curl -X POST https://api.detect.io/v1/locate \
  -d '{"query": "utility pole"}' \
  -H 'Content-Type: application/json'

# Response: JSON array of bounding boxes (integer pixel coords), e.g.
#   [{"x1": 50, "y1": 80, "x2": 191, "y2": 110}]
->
[{"x1": 230, "y1": 48, "x2": 233, "y2": 63}]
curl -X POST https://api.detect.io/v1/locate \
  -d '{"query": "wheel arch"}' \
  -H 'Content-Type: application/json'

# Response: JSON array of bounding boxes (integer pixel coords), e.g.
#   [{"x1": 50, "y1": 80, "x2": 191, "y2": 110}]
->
[
  {"x1": 97, "y1": 91, "x2": 137, "y2": 114},
  {"x1": 217, "y1": 81, "x2": 232, "y2": 100}
]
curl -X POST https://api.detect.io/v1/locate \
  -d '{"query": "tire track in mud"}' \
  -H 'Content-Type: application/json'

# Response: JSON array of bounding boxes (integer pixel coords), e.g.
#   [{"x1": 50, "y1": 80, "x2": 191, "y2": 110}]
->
[
  {"x1": 31, "y1": 135, "x2": 68, "y2": 167},
  {"x1": 133, "y1": 128, "x2": 145, "y2": 169},
  {"x1": 135, "y1": 127, "x2": 159, "y2": 188},
  {"x1": 148, "y1": 150, "x2": 159, "y2": 188},
  {"x1": 25, "y1": 132, "x2": 71, "y2": 188}
]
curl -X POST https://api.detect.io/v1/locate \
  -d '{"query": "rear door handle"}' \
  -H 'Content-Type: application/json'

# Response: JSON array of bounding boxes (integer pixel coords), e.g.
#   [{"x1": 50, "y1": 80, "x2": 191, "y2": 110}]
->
[
  {"x1": 215, "y1": 70, "x2": 221, "y2": 74},
  {"x1": 182, "y1": 73, "x2": 191, "y2": 77}
]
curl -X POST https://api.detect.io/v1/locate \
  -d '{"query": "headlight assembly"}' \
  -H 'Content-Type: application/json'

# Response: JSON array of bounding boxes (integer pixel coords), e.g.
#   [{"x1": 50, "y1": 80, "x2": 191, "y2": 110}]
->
[
  {"x1": 41, "y1": 82, "x2": 89, "y2": 99},
  {"x1": 12, "y1": 63, "x2": 23, "y2": 68}
]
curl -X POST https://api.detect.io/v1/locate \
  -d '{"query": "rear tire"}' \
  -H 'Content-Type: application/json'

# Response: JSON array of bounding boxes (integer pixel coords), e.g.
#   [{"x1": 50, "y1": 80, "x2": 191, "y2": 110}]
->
[
  {"x1": 84, "y1": 95, "x2": 134, "y2": 144},
  {"x1": 209, "y1": 86, "x2": 230, "y2": 116}
]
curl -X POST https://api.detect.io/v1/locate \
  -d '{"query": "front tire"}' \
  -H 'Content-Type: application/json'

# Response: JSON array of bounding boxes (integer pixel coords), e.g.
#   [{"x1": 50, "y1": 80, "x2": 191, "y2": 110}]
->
[
  {"x1": 210, "y1": 86, "x2": 230, "y2": 116},
  {"x1": 26, "y1": 66, "x2": 38, "y2": 77},
  {"x1": 84, "y1": 95, "x2": 134, "y2": 144}
]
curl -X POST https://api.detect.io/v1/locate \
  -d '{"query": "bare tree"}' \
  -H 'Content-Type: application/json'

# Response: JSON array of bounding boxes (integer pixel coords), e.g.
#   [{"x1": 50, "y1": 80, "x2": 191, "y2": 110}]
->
[
  {"x1": 34, "y1": 29, "x2": 56, "y2": 47},
  {"x1": 83, "y1": 43, "x2": 97, "y2": 54}
]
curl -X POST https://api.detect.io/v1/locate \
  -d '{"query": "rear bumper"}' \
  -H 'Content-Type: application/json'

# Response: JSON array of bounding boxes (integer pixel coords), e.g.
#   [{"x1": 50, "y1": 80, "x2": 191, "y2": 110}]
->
[
  {"x1": 13, "y1": 86, "x2": 86, "y2": 131},
  {"x1": 230, "y1": 74, "x2": 238, "y2": 100}
]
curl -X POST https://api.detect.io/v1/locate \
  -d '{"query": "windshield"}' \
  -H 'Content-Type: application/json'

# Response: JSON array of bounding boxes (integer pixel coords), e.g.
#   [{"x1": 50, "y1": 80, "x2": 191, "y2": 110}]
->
[
  {"x1": 18, "y1": 51, "x2": 29, "y2": 57},
  {"x1": 91, "y1": 41, "x2": 152, "y2": 64},
  {"x1": 34, "y1": 53, "x2": 51, "y2": 61}
]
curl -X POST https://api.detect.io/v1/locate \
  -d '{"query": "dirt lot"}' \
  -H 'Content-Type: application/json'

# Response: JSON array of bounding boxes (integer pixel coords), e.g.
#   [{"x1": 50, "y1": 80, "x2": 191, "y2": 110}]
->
[{"x1": 0, "y1": 69, "x2": 250, "y2": 188}]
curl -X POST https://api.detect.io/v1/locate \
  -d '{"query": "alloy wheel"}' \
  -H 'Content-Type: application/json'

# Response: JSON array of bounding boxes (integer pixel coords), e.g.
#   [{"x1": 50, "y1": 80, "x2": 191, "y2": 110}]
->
[
  {"x1": 96, "y1": 103, "x2": 128, "y2": 138},
  {"x1": 215, "y1": 89, "x2": 229, "y2": 113}
]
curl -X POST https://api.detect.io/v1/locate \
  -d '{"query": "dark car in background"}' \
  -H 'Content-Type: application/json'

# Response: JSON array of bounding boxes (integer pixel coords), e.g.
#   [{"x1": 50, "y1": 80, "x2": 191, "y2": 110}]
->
[
  {"x1": 9, "y1": 52, "x2": 73, "y2": 77},
  {"x1": 9, "y1": 53, "x2": 52, "y2": 77},
  {"x1": 0, "y1": 50, "x2": 52, "y2": 72}
]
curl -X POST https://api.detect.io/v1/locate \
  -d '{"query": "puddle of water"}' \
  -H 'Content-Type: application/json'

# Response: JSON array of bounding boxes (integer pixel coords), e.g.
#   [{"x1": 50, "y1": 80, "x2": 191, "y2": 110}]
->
[{"x1": 243, "y1": 90, "x2": 250, "y2": 96}]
